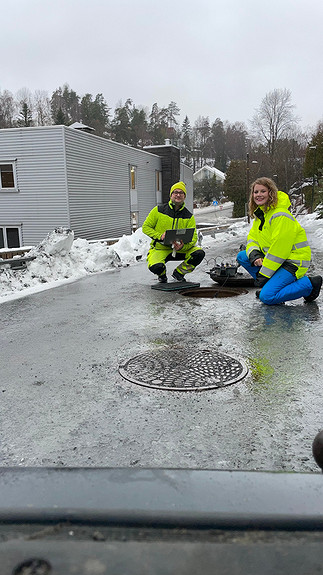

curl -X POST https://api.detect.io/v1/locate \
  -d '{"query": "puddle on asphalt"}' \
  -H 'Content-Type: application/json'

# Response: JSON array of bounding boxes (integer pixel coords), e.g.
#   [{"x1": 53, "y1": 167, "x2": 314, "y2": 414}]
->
[{"x1": 243, "y1": 301, "x2": 322, "y2": 415}]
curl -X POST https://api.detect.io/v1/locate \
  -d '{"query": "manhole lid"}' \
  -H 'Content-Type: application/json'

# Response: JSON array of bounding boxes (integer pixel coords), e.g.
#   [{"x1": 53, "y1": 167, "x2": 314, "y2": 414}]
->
[
  {"x1": 119, "y1": 347, "x2": 248, "y2": 391},
  {"x1": 179, "y1": 287, "x2": 248, "y2": 298}
]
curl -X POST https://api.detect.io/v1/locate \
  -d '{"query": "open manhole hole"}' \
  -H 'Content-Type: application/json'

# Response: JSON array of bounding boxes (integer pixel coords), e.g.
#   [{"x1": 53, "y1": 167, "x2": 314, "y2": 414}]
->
[
  {"x1": 179, "y1": 286, "x2": 248, "y2": 298},
  {"x1": 119, "y1": 348, "x2": 248, "y2": 391}
]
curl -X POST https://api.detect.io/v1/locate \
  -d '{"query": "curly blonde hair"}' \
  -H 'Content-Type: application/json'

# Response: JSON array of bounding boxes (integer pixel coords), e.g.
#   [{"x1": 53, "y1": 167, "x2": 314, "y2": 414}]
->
[{"x1": 248, "y1": 177, "x2": 278, "y2": 217}]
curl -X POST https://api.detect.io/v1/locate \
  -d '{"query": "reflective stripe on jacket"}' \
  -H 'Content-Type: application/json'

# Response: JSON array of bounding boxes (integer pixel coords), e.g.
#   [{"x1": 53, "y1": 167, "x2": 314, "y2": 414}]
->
[
  {"x1": 246, "y1": 191, "x2": 311, "y2": 280},
  {"x1": 142, "y1": 200, "x2": 198, "y2": 251}
]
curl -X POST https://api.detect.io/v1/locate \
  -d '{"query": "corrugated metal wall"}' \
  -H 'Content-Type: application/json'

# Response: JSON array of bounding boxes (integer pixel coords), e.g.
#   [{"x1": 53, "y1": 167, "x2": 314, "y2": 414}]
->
[
  {"x1": 0, "y1": 126, "x2": 163, "y2": 245},
  {"x1": 64, "y1": 128, "x2": 162, "y2": 240},
  {"x1": 0, "y1": 126, "x2": 69, "y2": 245}
]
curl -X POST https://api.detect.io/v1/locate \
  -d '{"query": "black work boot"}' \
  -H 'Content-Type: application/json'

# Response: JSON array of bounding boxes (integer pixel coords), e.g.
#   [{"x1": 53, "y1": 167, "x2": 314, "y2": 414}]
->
[
  {"x1": 172, "y1": 269, "x2": 186, "y2": 282},
  {"x1": 304, "y1": 276, "x2": 322, "y2": 303},
  {"x1": 255, "y1": 290, "x2": 261, "y2": 299},
  {"x1": 158, "y1": 275, "x2": 167, "y2": 283}
]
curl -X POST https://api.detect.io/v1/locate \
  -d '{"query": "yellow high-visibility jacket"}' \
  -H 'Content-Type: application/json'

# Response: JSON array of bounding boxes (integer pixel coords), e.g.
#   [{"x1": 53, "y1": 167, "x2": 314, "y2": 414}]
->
[
  {"x1": 246, "y1": 191, "x2": 311, "y2": 280},
  {"x1": 142, "y1": 200, "x2": 198, "y2": 252}
]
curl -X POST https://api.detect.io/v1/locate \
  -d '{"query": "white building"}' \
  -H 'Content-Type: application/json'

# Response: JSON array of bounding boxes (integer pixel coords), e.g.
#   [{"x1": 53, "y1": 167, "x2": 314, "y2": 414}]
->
[
  {"x1": 193, "y1": 165, "x2": 226, "y2": 184},
  {"x1": 0, "y1": 126, "x2": 192, "y2": 248}
]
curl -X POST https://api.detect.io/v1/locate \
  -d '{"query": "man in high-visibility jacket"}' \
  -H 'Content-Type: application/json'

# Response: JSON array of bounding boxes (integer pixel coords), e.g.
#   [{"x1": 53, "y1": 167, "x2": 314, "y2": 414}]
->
[
  {"x1": 142, "y1": 181, "x2": 205, "y2": 283},
  {"x1": 237, "y1": 177, "x2": 322, "y2": 305}
]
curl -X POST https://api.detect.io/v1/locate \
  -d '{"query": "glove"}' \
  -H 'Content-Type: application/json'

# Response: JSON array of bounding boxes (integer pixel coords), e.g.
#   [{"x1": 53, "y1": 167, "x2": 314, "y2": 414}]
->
[
  {"x1": 249, "y1": 250, "x2": 265, "y2": 266},
  {"x1": 254, "y1": 273, "x2": 269, "y2": 288}
]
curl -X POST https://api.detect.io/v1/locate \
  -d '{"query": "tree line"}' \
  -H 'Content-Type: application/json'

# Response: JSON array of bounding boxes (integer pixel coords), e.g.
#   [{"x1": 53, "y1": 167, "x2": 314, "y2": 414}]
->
[
  {"x1": 0, "y1": 84, "x2": 322, "y2": 213},
  {"x1": 0, "y1": 84, "x2": 249, "y2": 162}
]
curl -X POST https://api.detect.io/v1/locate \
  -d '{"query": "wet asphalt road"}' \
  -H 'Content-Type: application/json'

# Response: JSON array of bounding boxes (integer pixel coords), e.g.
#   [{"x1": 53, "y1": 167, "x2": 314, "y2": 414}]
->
[{"x1": 0, "y1": 232, "x2": 322, "y2": 472}]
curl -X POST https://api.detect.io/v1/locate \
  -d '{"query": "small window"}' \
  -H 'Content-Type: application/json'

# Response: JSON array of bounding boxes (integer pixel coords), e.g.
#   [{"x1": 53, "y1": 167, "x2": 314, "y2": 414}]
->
[
  {"x1": 130, "y1": 166, "x2": 137, "y2": 190},
  {"x1": 0, "y1": 163, "x2": 16, "y2": 189},
  {"x1": 6, "y1": 228, "x2": 20, "y2": 248},
  {"x1": 0, "y1": 226, "x2": 21, "y2": 248},
  {"x1": 156, "y1": 170, "x2": 162, "y2": 191}
]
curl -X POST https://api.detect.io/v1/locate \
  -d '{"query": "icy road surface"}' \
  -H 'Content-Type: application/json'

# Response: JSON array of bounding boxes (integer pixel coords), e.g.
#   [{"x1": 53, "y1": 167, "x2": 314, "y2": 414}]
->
[{"x1": 0, "y1": 223, "x2": 322, "y2": 472}]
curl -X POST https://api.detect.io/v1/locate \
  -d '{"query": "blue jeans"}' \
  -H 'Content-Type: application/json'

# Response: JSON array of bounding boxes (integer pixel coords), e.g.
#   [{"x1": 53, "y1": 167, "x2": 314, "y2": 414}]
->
[{"x1": 236, "y1": 250, "x2": 313, "y2": 305}]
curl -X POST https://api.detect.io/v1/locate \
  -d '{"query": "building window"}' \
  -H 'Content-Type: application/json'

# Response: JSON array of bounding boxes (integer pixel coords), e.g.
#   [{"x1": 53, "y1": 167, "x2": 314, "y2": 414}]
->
[
  {"x1": 0, "y1": 226, "x2": 21, "y2": 248},
  {"x1": 130, "y1": 166, "x2": 137, "y2": 190},
  {"x1": 0, "y1": 163, "x2": 17, "y2": 190},
  {"x1": 156, "y1": 170, "x2": 162, "y2": 205},
  {"x1": 156, "y1": 170, "x2": 162, "y2": 191}
]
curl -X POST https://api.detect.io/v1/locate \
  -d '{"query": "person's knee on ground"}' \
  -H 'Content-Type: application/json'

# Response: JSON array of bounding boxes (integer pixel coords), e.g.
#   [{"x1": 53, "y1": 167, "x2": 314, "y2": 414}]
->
[
  {"x1": 258, "y1": 290, "x2": 276, "y2": 305},
  {"x1": 175, "y1": 249, "x2": 205, "y2": 278},
  {"x1": 149, "y1": 262, "x2": 167, "y2": 278},
  {"x1": 187, "y1": 249, "x2": 205, "y2": 268}
]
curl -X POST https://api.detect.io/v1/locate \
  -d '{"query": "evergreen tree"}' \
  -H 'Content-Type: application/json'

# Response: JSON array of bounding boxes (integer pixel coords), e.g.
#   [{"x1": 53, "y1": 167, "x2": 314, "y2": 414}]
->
[
  {"x1": 180, "y1": 116, "x2": 192, "y2": 165},
  {"x1": 225, "y1": 122, "x2": 248, "y2": 162},
  {"x1": 111, "y1": 98, "x2": 132, "y2": 143},
  {"x1": 210, "y1": 118, "x2": 226, "y2": 171},
  {"x1": 303, "y1": 126, "x2": 323, "y2": 211},
  {"x1": 54, "y1": 107, "x2": 67, "y2": 125},
  {"x1": 16, "y1": 101, "x2": 33, "y2": 127},
  {"x1": 62, "y1": 85, "x2": 80, "y2": 123},
  {"x1": 166, "y1": 101, "x2": 180, "y2": 143},
  {"x1": 223, "y1": 160, "x2": 246, "y2": 217},
  {"x1": 303, "y1": 126, "x2": 323, "y2": 180},
  {"x1": 50, "y1": 84, "x2": 80, "y2": 125},
  {"x1": 129, "y1": 106, "x2": 148, "y2": 147},
  {"x1": 194, "y1": 175, "x2": 222, "y2": 204},
  {"x1": 270, "y1": 137, "x2": 305, "y2": 191},
  {"x1": 80, "y1": 93, "x2": 110, "y2": 136},
  {"x1": 148, "y1": 102, "x2": 168, "y2": 144}
]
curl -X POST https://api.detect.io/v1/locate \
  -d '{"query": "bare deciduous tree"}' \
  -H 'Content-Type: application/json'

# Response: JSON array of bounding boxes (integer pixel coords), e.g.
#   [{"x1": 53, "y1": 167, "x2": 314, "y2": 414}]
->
[
  {"x1": 0, "y1": 89, "x2": 16, "y2": 128},
  {"x1": 34, "y1": 90, "x2": 52, "y2": 125},
  {"x1": 251, "y1": 88, "x2": 299, "y2": 157}
]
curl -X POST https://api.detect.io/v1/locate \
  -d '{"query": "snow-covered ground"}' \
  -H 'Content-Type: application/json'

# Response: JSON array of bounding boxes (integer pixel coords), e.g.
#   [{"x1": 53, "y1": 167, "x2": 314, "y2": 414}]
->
[
  {"x1": 194, "y1": 201, "x2": 234, "y2": 223},
  {"x1": 0, "y1": 211, "x2": 322, "y2": 304}
]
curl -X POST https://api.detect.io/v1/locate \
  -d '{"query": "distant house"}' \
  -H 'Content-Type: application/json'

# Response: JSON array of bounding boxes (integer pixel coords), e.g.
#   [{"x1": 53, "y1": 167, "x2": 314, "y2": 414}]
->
[
  {"x1": 0, "y1": 126, "x2": 193, "y2": 248},
  {"x1": 69, "y1": 121, "x2": 95, "y2": 133},
  {"x1": 193, "y1": 165, "x2": 226, "y2": 184}
]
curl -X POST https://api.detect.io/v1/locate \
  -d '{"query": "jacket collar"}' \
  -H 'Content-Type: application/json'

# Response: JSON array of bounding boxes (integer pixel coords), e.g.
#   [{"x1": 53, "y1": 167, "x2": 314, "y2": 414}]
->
[
  {"x1": 254, "y1": 207, "x2": 265, "y2": 230},
  {"x1": 169, "y1": 199, "x2": 185, "y2": 212}
]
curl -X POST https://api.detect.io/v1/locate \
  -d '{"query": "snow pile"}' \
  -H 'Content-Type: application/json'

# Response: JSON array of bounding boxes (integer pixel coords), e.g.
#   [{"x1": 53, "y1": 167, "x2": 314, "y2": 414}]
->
[
  {"x1": 32, "y1": 226, "x2": 75, "y2": 256},
  {"x1": 0, "y1": 227, "x2": 151, "y2": 301},
  {"x1": 299, "y1": 211, "x2": 323, "y2": 245}
]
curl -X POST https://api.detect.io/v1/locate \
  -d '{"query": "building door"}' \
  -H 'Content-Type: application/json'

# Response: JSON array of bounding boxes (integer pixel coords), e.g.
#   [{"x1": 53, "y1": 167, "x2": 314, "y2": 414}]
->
[{"x1": 129, "y1": 165, "x2": 139, "y2": 231}]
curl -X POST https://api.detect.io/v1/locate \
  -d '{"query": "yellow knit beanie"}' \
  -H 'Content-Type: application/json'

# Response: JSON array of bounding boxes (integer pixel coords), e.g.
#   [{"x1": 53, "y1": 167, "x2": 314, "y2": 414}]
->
[{"x1": 170, "y1": 181, "x2": 187, "y2": 197}]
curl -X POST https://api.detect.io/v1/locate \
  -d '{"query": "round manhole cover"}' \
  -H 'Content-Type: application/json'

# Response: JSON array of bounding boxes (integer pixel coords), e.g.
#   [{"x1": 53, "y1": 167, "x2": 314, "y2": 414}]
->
[
  {"x1": 119, "y1": 347, "x2": 248, "y2": 391},
  {"x1": 179, "y1": 287, "x2": 248, "y2": 298}
]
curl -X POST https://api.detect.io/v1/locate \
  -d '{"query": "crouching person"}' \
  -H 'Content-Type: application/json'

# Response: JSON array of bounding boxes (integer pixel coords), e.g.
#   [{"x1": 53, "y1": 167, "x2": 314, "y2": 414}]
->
[
  {"x1": 142, "y1": 181, "x2": 205, "y2": 283},
  {"x1": 237, "y1": 177, "x2": 322, "y2": 305}
]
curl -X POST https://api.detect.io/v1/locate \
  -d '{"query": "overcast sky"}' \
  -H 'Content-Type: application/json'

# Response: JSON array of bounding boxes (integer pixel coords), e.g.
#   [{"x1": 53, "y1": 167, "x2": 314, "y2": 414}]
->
[{"x1": 1, "y1": 0, "x2": 323, "y2": 132}]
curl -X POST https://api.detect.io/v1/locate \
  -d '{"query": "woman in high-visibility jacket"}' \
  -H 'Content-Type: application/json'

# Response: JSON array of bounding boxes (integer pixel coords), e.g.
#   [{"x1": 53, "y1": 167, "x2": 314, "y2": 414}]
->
[{"x1": 236, "y1": 177, "x2": 322, "y2": 305}]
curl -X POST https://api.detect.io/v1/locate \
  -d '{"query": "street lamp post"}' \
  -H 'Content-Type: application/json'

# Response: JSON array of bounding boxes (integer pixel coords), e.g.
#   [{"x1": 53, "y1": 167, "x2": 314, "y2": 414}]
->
[
  {"x1": 246, "y1": 155, "x2": 258, "y2": 223},
  {"x1": 192, "y1": 149, "x2": 201, "y2": 173},
  {"x1": 309, "y1": 146, "x2": 317, "y2": 213},
  {"x1": 246, "y1": 153, "x2": 250, "y2": 223}
]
